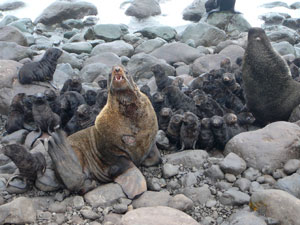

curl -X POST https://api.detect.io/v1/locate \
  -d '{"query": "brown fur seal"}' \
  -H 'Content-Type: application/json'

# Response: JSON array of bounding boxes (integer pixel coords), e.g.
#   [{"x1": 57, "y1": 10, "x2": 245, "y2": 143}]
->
[
  {"x1": 48, "y1": 65, "x2": 161, "y2": 198},
  {"x1": 242, "y1": 27, "x2": 300, "y2": 124}
]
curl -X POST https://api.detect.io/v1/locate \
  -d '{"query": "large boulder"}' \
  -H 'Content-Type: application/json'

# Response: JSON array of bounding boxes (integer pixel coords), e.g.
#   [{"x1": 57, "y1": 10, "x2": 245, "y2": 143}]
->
[
  {"x1": 121, "y1": 206, "x2": 200, "y2": 225},
  {"x1": 91, "y1": 40, "x2": 134, "y2": 57},
  {"x1": 125, "y1": 0, "x2": 161, "y2": 19},
  {"x1": 0, "y1": 26, "x2": 27, "y2": 46},
  {"x1": 93, "y1": 24, "x2": 129, "y2": 42},
  {"x1": 62, "y1": 42, "x2": 93, "y2": 54},
  {"x1": 275, "y1": 173, "x2": 300, "y2": 198},
  {"x1": 0, "y1": 0, "x2": 25, "y2": 11},
  {"x1": 8, "y1": 18, "x2": 34, "y2": 34},
  {"x1": 84, "y1": 52, "x2": 121, "y2": 68},
  {"x1": 150, "y1": 42, "x2": 202, "y2": 65},
  {"x1": 219, "y1": 45, "x2": 245, "y2": 65},
  {"x1": 0, "y1": 41, "x2": 33, "y2": 61},
  {"x1": 250, "y1": 189, "x2": 300, "y2": 225},
  {"x1": 272, "y1": 41, "x2": 296, "y2": 56},
  {"x1": 134, "y1": 37, "x2": 166, "y2": 54},
  {"x1": 34, "y1": 1, "x2": 97, "y2": 25},
  {"x1": 224, "y1": 121, "x2": 300, "y2": 171},
  {"x1": 266, "y1": 25, "x2": 300, "y2": 45},
  {"x1": 191, "y1": 54, "x2": 228, "y2": 76},
  {"x1": 182, "y1": 0, "x2": 206, "y2": 22},
  {"x1": 80, "y1": 63, "x2": 110, "y2": 83},
  {"x1": 136, "y1": 26, "x2": 177, "y2": 42},
  {"x1": 180, "y1": 22, "x2": 226, "y2": 47}
]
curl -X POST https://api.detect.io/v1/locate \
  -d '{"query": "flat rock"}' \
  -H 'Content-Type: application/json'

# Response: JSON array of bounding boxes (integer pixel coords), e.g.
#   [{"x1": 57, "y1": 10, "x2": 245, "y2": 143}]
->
[
  {"x1": 121, "y1": 206, "x2": 200, "y2": 225},
  {"x1": 191, "y1": 54, "x2": 228, "y2": 76},
  {"x1": 168, "y1": 194, "x2": 193, "y2": 212},
  {"x1": 62, "y1": 41, "x2": 93, "y2": 54},
  {"x1": 137, "y1": 26, "x2": 176, "y2": 41},
  {"x1": 35, "y1": 1, "x2": 97, "y2": 25},
  {"x1": 132, "y1": 191, "x2": 172, "y2": 208},
  {"x1": 84, "y1": 52, "x2": 121, "y2": 68},
  {"x1": 182, "y1": 0, "x2": 206, "y2": 22},
  {"x1": 150, "y1": 42, "x2": 202, "y2": 65},
  {"x1": 275, "y1": 173, "x2": 300, "y2": 198},
  {"x1": 91, "y1": 40, "x2": 134, "y2": 57},
  {"x1": 180, "y1": 185, "x2": 212, "y2": 205},
  {"x1": 80, "y1": 63, "x2": 110, "y2": 83},
  {"x1": 0, "y1": 26, "x2": 27, "y2": 46},
  {"x1": 224, "y1": 121, "x2": 300, "y2": 171},
  {"x1": 0, "y1": 41, "x2": 33, "y2": 61},
  {"x1": 250, "y1": 189, "x2": 300, "y2": 225},
  {"x1": 266, "y1": 25, "x2": 300, "y2": 45},
  {"x1": 261, "y1": 1, "x2": 290, "y2": 9},
  {"x1": 93, "y1": 24, "x2": 129, "y2": 42},
  {"x1": 125, "y1": 0, "x2": 161, "y2": 19},
  {"x1": 220, "y1": 189, "x2": 250, "y2": 206},
  {"x1": 0, "y1": 1, "x2": 25, "y2": 11},
  {"x1": 134, "y1": 38, "x2": 166, "y2": 54}
]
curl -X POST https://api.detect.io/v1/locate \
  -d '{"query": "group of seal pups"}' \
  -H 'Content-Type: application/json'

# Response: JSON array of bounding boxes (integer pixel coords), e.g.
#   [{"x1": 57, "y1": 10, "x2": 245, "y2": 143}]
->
[{"x1": 2, "y1": 24, "x2": 300, "y2": 198}]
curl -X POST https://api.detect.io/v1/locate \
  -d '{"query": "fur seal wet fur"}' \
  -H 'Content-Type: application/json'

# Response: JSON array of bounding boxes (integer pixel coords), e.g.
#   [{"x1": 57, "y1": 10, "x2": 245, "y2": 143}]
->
[
  {"x1": 48, "y1": 65, "x2": 161, "y2": 198},
  {"x1": 206, "y1": 0, "x2": 238, "y2": 14},
  {"x1": 242, "y1": 27, "x2": 300, "y2": 124}
]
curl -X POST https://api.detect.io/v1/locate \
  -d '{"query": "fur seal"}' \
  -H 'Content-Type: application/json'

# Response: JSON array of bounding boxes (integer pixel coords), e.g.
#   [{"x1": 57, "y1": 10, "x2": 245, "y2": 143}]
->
[
  {"x1": 242, "y1": 27, "x2": 300, "y2": 124},
  {"x1": 206, "y1": 0, "x2": 239, "y2": 15},
  {"x1": 60, "y1": 77, "x2": 82, "y2": 95},
  {"x1": 48, "y1": 65, "x2": 161, "y2": 198},
  {"x1": 18, "y1": 48, "x2": 62, "y2": 86}
]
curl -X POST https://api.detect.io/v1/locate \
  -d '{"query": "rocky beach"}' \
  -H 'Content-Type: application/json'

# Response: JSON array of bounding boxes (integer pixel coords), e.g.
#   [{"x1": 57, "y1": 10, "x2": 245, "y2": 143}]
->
[{"x1": 1, "y1": 0, "x2": 300, "y2": 225}]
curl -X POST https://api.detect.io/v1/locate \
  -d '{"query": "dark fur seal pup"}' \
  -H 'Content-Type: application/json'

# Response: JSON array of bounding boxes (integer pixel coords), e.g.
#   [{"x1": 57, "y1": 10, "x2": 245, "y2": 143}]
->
[
  {"x1": 48, "y1": 65, "x2": 161, "y2": 198},
  {"x1": 60, "y1": 77, "x2": 82, "y2": 95},
  {"x1": 140, "y1": 84, "x2": 152, "y2": 102},
  {"x1": 93, "y1": 89, "x2": 108, "y2": 113},
  {"x1": 151, "y1": 64, "x2": 173, "y2": 92},
  {"x1": 158, "y1": 107, "x2": 173, "y2": 131},
  {"x1": 166, "y1": 114, "x2": 184, "y2": 149},
  {"x1": 44, "y1": 89, "x2": 61, "y2": 115},
  {"x1": 179, "y1": 111, "x2": 200, "y2": 151},
  {"x1": 206, "y1": 0, "x2": 239, "y2": 14},
  {"x1": 83, "y1": 90, "x2": 97, "y2": 106},
  {"x1": 18, "y1": 48, "x2": 62, "y2": 85},
  {"x1": 210, "y1": 115, "x2": 230, "y2": 149},
  {"x1": 223, "y1": 113, "x2": 243, "y2": 139},
  {"x1": 242, "y1": 27, "x2": 300, "y2": 124},
  {"x1": 152, "y1": 91, "x2": 165, "y2": 114},
  {"x1": 198, "y1": 118, "x2": 215, "y2": 150}
]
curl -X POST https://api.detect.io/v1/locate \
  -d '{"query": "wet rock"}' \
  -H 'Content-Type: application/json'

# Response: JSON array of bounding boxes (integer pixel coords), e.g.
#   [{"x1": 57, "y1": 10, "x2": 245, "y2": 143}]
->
[
  {"x1": 62, "y1": 42, "x2": 93, "y2": 54},
  {"x1": 284, "y1": 159, "x2": 300, "y2": 174},
  {"x1": 137, "y1": 26, "x2": 176, "y2": 41},
  {"x1": 80, "y1": 63, "x2": 110, "y2": 83},
  {"x1": 0, "y1": 41, "x2": 33, "y2": 61},
  {"x1": 134, "y1": 37, "x2": 166, "y2": 54},
  {"x1": 84, "y1": 183, "x2": 125, "y2": 208},
  {"x1": 132, "y1": 191, "x2": 172, "y2": 208},
  {"x1": 9, "y1": 18, "x2": 34, "y2": 34},
  {"x1": 0, "y1": 1, "x2": 25, "y2": 11},
  {"x1": 0, "y1": 26, "x2": 27, "y2": 46},
  {"x1": 220, "y1": 153, "x2": 247, "y2": 176},
  {"x1": 191, "y1": 54, "x2": 228, "y2": 76},
  {"x1": 182, "y1": 0, "x2": 206, "y2": 22},
  {"x1": 62, "y1": 19, "x2": 84, "y2": 29},
  {"x1": 168, "y1": 194, "x2": 193, "y2": 212},
  {"x1": 224, "y1": 122, "x2": 300, "y2": 171},
  {"x1": 150, "y1": 42, "x2": 202, "y2": 64},
  {"x1": 275, "y1": 173, "x2": 300, "y2": 198},
  {"x1": 181, "y1": 185, "x2": 212, "y2": 205},
  {"x1": 250, "y1": 189, "x2": 300, "y2": 225},
  {"x1": 162, "y1": 163, "x2": 179, "y2": 178},
  {"x1": 121, "y1": 206, "x2": 200, "y2": 225},
  {"x1": 125, "y1": 0, "x2": 161, "y2": 19},
  {"x1": 93, "y1": 24, "x2": 128, "y2": 42},
  {"x1": 35, "y1": 1, "x2": 98, "y2": 25},
  {"x1": 91, "y1": 40, "x2": 134, "y2": 57},
  {"x1": 220, "y1": 189, "x2": 250, "y2": 206},
  {"x1": 84, "y1": 52, "x2": 121, "y2": 68},
  {"x1": 283, "y1": 18, "x2": 300, "y2": 30}
]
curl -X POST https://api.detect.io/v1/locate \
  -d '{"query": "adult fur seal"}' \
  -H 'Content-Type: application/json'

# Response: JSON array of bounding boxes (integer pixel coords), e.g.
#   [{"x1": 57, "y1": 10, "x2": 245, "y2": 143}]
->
[
  {"x1": 205, "y1": 0, "x2": 239, "y2": 14},
  {"x1": 18, "y1": 48, "x2": 62, "y2": 86},
  {"x1": 48, "y1": 65, "x2": 161, "y2": 198},
  {"x1": 242, "y1": 27, "x2": 300, "y2": 124}
]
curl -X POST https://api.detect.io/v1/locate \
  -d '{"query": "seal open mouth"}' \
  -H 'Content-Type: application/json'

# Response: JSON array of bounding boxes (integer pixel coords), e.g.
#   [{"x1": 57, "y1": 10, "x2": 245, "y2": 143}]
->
[{"x1": 114, "y1": 73, "x2": 124, "y2": 82}]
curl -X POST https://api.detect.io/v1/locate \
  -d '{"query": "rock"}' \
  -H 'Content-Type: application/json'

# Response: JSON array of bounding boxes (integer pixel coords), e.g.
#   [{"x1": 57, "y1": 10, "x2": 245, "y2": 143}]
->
[
  {"x1": 272, "y1": 41, "x2": 295, "y2": 56},
  {"x1": 0, "y1": 129, "x2": 28, "y2": 144},
  {"x1": 284, "y1": 159, "x2": 300, "y2": 174},
  {"x1": 191, "y1": 54, "x2": 228, "y2": 76},
  {"x1": 35, "y1": 1, "x2": 98, "y2": 25},
  {"x1": 52, "y1": 69, "x2": 72, "y2": 90},
  {"x1": 204, "y1": 12, "x2": 251, "y2": 37},
  {"x1": 0, "y1": 15, "x2": 18, "y2": 28},
  {"x1": 62, "y1": 41, "x2": 93, "y2": 54},
  {"x1": 84, "y1": 52, "x2": 121, "y2": 68},
  {"x1": 73, "y1": 196, "x2": 85, "y2": 210},
  {"x1": 168, "y1": 194, "x2": 193, "y2": 212},
  {"x1": 220, "y1": 189, "x2": 250, "y2": 206},
  {"x1": 162, "y1": 163, "x2": 179, "y2": 178},
  {"x1": 275, "y1": 173, "x2": 300, "y2": 198},
  {"x1": 93, "y1": 24, "x2": 128, "y2": 42},
  {"x1": 181, "y1": 185, "x2": 212, "y2": 205},
  {"x1": 219, "y1": 45, "x2": 245, "y2": 66},
  {"x1": 58, "y1": 51, "x2": 84, "y2": 69},
  {"x1": 250, "y1": 189, "x2": 300, "y2": 225},
  {"x1": 156, "y1": 130, "x2": 170, "y2": 149},
  {"x1": 91, "y1": 40, "x2": 134, "y2": 57},
  {"x1": 132, "y1": 191, "x2": 172, "y2": 208},
  {"x1": 62, "y1": 19, "x2": 84, "y2": 29},
  {"x1": 121, "y1": 206, "x2": 199, "y2": 225},
  {"x1": 137, "y1": 26, "x2": 176, "y2": 41},
  {"x1": 266, "y1": 25, "x2": 300, "y2": 45},
  {"x1": 150, "y1": 42, "x2": 202, "y2": 65},
  {"x1": 127, "y1": 53, "x2": 175, "y2": 80},
  {"x1": 8, "y1": 18, "x2": 34, "y2": 34},
  {"x1": 164, "y1": 150, "x2": 209, "y2": 169},
  {"x1": 283, "y1": 18, "x2": 300, "y2": 30},
  {"x1": 80, "y1": 206, "x2": 100, "y2": 220},
  {"x1": 243, "y1": 168, "x2": 261, "y2": 181},
  {"x1": 80, "y1": 63, "x2": 110, "y2": 83},
  {"x1": 204, "y1": 165, "x2": 225, "y2": 180},
  {"x1": 84, "y1": 183, "x2": 125, "y2": 208},
  {"x1": 291, "y1": 2, "x2": 300, "y2": 9},
  {"x1": 180, "y1": 22, "x2": 226, "y2": 47},
  {"x1": 0, "y1": 161, "x2": 16, "y2": 174},
  {"x1": 125, "y1": 0, "x2": 161, "y2": 19},
  {"x1": 0, "y1": 197, "x2": 37, "y2": 224},
  {"x1": 225, "y1": 174, "x2": 236, "y2": 183},
  {"x1": 224, "y1": 121, "x2": 300, "y2": 171},
  {"x1": 182, "y1": 0, "x2": 206, "y2": 22},
  {"x1": 35, "y1": 169, "x2": 61, "y2": 192},
  {"x1": 235, "y1": 178, "x2": 251, "y2": 192},
  {"x1": 134, "y1": 37, "x2": 166, "y2": 54},
  {"x1": 227, "y1": 210, "x2": 267, "y2": 225},
  {"x1": 103, "y1": 213, "x2": 122, "y2": 225},
  {"x1": 0, "y1": 26, "x2": 27, "y2": 46},
  {"x1": 180, "y1": 172, "x2": 198, "y2": 187},
  {"x1": 0, "y1": 41, "x2": 33, "y2": 61},
  {"x1": 261, "y1": 1, "x2": 290, "y2": 9},
  {"x1": 259, "y1": 12, "x2": 286, "y2": 25},
  {"x1": 0, "y1": 1, "x2": 25, "y2": 11},
  {"x1": 220, "y1": 153, "x2": 247, "y2": 176}
]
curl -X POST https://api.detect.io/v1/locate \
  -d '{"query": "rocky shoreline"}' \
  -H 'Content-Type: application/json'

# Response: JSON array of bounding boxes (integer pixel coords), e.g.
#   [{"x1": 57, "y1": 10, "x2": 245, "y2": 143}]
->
[{"x1": 1, "y1": 0, "x2": 300, "y2": 225}]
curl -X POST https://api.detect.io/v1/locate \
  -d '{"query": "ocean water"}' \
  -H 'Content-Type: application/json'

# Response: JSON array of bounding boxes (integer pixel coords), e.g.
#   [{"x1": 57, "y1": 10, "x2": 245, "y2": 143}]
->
[{"x1": 1, "y1": 0, "x2": 300, "y2": 31}]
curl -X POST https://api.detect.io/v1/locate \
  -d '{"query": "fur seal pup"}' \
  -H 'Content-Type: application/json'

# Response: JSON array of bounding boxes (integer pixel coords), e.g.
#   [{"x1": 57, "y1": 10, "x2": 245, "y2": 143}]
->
[
  {"x1": 44, "y1": 89, "x2": 61, "y2": 115},
  {"x1": 210, "y1": 115, "x2": 230, "y2": 149},
  {"x1": 83, "y1": 90, "x2": 97, "y2": 106},
  {"x1": 166, "y1": 113, "x2": 184, "y2": 149},
  {"x1": 206, "y1": 0, "x2": 239, "y2": 15},
  {"x1": 18, "y1": 48, "x2": 62, "y2": 86},
  {"x1": 151, "y1": 64, "x2": 173, "y2": 92},
  {"x1": 242, "y1": 27, "x2": 300, "y2": 124},
  {"x1": 158, "y1": 107, "x2": 173, "y2": 131},
  {"x1": 60, "y1": 77, "x2": 82, "y2": 95},
  {"x1": 48, "y1": 65, "x2": 161, "y2": 198},
  {"x1": 198, "y1": 118, "x2": 215, "y2": 150}
]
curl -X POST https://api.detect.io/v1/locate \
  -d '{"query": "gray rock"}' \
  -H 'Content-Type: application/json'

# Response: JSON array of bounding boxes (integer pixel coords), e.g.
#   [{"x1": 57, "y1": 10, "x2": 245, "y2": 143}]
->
[
  {"x1": 284, "y1": 159, "x2": 300, "y2": 174},
  {"x1": 113, "y1": 203, "x2": 128, "y2": 214},
  {"x1": 52, "y1": 69, "x2": 72, "y2": 90},
  {"x1": 261, "y1": 1, "x2": 290, "y2": 9},
  {"x1": 121, "y1": 206, "x2": 200, "y2": 225},
  {"x1": 127, "y1": 53, "x2": 175, "y2": 80},
  {"x1": 204, "y1": 12, "x2": 251, "y2": 37},
  {"x1": 168, "y1": 194, "x2": 193, "y2": 212},
  {"x1": 164, "y1": 150, "x2": 209, "y2": 169},
  {"x1": 180, "y1": 22, "x2": 226, "y2": 47},
  {"x1": 234, "y1": 178, "x2": 251, "y2": 192},
  {"x1": 162, "y1": 163, "x2": 179, "y2": 178},
  {"x1": 156, "y1": 130, "x2": 170, "y2": 150},
  {"x1": 250, "y1": 189, "x2": 300, "y2": 225},
  {"x1": 0, "y1": 154, "x2": 10, "y2": 166},
  {"x1": 84, "y1": 52, "x2": 121, "y2": 68},
  {"x1": 260, "y1": 12, "x2": 286, "y2": 25},
  {"x1": 125, "y1": 0, "x2": 161, "y2": 19},
  {"x1": 150, "y1": 42, "x2": 202, "y2": 65},
  {"x1": 180, "y1": 172, "x2": 198, "y2": 187},
  {"x1": 0, "y1": 15, "x2": 18, "y2": 28},
  {"x1": 58, "y1": 51, "x2": 83, "y2": 69},
  {"x1": 8, "y1": 18, "x2": 34, "y2": 34},
  {"x1": 62, "y1": 42, "x2": 93, "y2": 54},
  {"x1": 227, "y1": 210, "x2": 267, "y2": 225},
  {"x1": 35, "y1": 169, "x2": 62, "y2": 192},
  {"x1": 191, "y1": 54, "x2": 228, "y2": 76},
  {"x1": 91, "y1": 40, "x2": 134, "y2": 57},
  {"x1": 181, "y1": 185, "x2": 212, "y2": 205},
  {"x1": 0, "y1": 1, "x2": 25, "y2": 11},
  {"x1": 84, "y1": 183, "x2": 125, "y2": 208},
  {"x1": 249, "y1": 181, "x2": 265, "y2": 194},
  {"x1": 0, "y1": 129, "x2": 28, "y2": 145},
  {"x1": 243, "y1": 168, "x2": 261, "y2": 181},
  {"x1": 137, "y1": 26, "x2": 176, "y2": 41},
  {"x1": 80, "y1": 63, "x2": 110, "y2": 83},
  {"x1": 275, "y1": 173, "x2": 300, "y2": 198},
  {"x1": 204, "y1": 164, "x2": 225, "y2": 180},
  {"x1": 134, "y1": 37, "x2": 166, "y2": 54},
  {"x1": 93, "y1": 24, "x2": 129, "y2": 42},
  {"x1": 182, "y1": 0, "x2": 206, "y2": 22},
  {"x1": 272, "y1": 41, "x2": 295, "y2": 56},
  {"x1": 62, "y1": 19, "x2": 84, "y2": 29},
  {"x1": 0, "y1": 26, "x2": 27, "y2": 46},
  {"x1": 283, "y1": 18, "x2": 300, "y2": 30},
  {"x1": 219, "y1": 45, "x2": 245, "y2": 66},
  {"x1": 224, "y1": 121, "x2": 300, "y2": 171},
  {"x1": 225, "y1": 173, "x2": 236, "y2": 183},
  {"x1": 291, "y1": 2, "x2": 300, "y2": 9},
  {"x1": 132, "y1": 191, "x2": 171, "y2": 208},
  {"x1": 72, "y1": 196, "x2": 85, "y2": 210},
  {"x1": 266, "y1": 25, "x2": 300, "y2": 45},
  {"x1": 220, "y1": 153, "x2": 247, "y2": 176},
  {"x1": 0, "y1": 161, "x2": 17, "y2": 174},
  {"x1": 0, "y1": 41, "x2": 33, "y2": 61},
  {"x1": 35, "y1": 1, "x2": 98, "y2": 25},
  {"x1": 220, "y1": 189, "x2": 250, "y2": 206},
  {"x1": 147, "y1": 177, "x2": 162, "y2": 191},
  {"x1": 80, "y1": 206, "x2": 99, "y2": 219}
]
